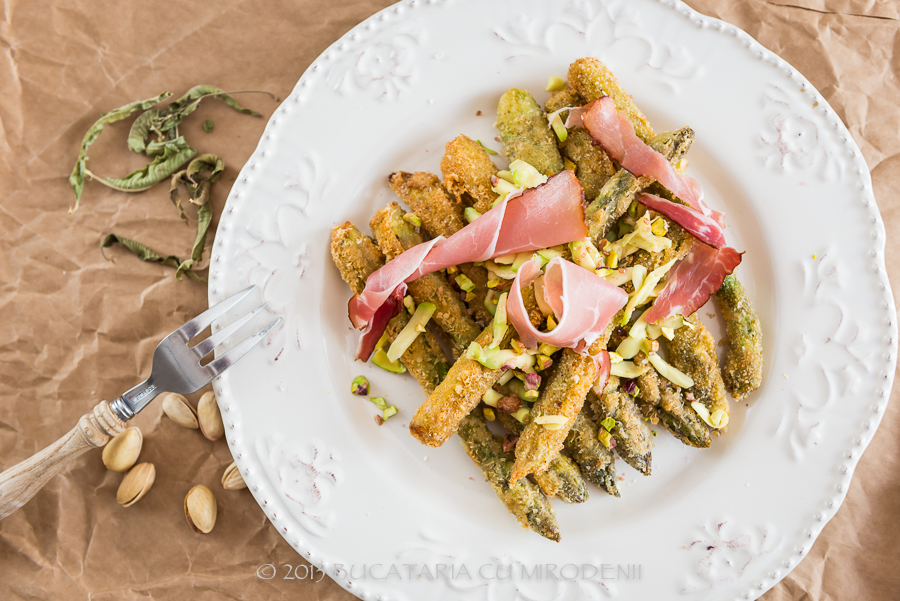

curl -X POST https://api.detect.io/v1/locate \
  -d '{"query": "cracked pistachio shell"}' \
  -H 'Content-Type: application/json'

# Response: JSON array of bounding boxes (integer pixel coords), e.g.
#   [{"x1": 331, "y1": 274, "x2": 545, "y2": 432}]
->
[
  {"x1": 198, "y1": 391, "x2": 224, "y2": 441},
  {"x1": 102, "y1": 427, "x2": 142, "y2": 472},
  {"x1": 184, "y1": 484, "x2": 217, "y2": 534},
  {"x1": 162, "y1": 393, "x2": 199, "y2": 429},
  {"x1": 221, "y1": 461, "x2": 247, "y2": 490},
  {"x1": 117, "y1": 462, "x2": 156, "y2": 507}
]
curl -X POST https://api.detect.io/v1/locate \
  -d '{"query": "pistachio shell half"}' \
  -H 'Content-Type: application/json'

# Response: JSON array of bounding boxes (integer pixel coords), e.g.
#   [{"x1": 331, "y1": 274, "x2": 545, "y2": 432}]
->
[
  {"x1": 221, "y1": 461, "x2": 247, "y2": 490},
  {"x1": 198, "y1": 391, "x2": 224, "y2": 441},
  {"x1": 162, "y1": 393, "x2": 199, "y2": 429},
  {"x1": 117, "y1": 462, "x2": 156, "y2": 507},
  {"x1": 184, "y1": 484, "x2": 217, "y2": 533},
  {"x1": 102, "y1": 427, "x2": 142, "y2": 472}
]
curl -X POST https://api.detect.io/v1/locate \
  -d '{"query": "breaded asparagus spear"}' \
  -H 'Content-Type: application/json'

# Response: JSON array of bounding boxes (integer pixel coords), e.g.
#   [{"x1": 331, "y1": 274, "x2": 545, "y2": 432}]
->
[
  {"x1": 370, "y1": 203, "x2": 481, "y2": 357},
  {"x1": 561, "y1": 128, "x2": 617, "y2": 202},
  {"x1": 568, "y1": 57, "x2": 655, "y2": 143},
  {"x1": 496, "y1": 89, "x2": 564, "y2": 175},
  {"x1": 640, "y1": 380, "x2": 712, "y2": 449},
  {"x1": 330, "y1": 222, "x2": 449, "y2": 393},
  {"x1": 509, "y1": 314, "x2": 618, "y2": 483},
  {"x1": 565, "y1": 410, "x2": 620, "y2": 497},
  {"x1": 440, "y1": 135, "x2": 499, "y2": 214},
  {"x1": 589, "y1": 380, "x2": 654, "y2": 476},
  {"x1": 715, "y1": 275, "x2": 763, "y2": 400},
  {"x1": 458, "y1": 413, "x2": 560, "y2": 541},
  {"x1": 410, "y1": 291, "x2": 544, "y2": 447},
  {"x1": 388, "y1": 171, "x2": 493, "y2": 326},
  {"x1": 498, "y1": 412, "x2": 588, "y2": 504},
  {"x1": 586, "y1": 128, "x2": 694, "y2": 242},
  {"x1": 668, "y1": 313, "x2": 730, "y2": 432}
]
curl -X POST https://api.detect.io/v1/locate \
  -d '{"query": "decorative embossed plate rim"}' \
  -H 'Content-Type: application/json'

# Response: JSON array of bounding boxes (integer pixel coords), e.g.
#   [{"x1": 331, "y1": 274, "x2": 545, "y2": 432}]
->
[{"x1": 208, "y1": 1, "x2": 897, "y2": 600}]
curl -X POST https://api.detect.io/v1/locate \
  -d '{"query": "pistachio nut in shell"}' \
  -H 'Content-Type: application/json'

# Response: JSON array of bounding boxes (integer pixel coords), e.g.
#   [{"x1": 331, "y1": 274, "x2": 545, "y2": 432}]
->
[
  {"x1": 102, "y1": 427, "x2": 142, "y2": 472},
  {"x1": 117, "y1": 462, "x2": 156, "y2": 507},
  {"x1": 198, "y1": 391, "x2": 225, "y2": 441},
  {"x1": 184, "y1": 484, "x2": 217, "y2": 534},
  {"x1": 221, "y1": 461, "x2": 247, "y2": 490},
  {"x1": 162, "y1": 393, "x2": 199, "y2": 429}
]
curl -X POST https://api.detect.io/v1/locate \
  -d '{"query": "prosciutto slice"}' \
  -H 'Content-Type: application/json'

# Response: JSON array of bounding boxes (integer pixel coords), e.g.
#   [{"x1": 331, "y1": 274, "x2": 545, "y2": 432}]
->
[
  {"x1": 507, "y1": 257, "x2": 628, "y2": 352},
  {"x1": 637, "y1": 193, "x2": 726, "y2": 249},
  {"x1": 581, "y1": 97, "x2": 723, "y2": 224},
  {"x1": 349, "y1": 170, "x2": 588, "y2": 331},
  {"x1": 354, "y1": 284, "x2": 406, "y2": 361},
  {"x1": 643, "y1": 241, "x2": 743, "y2": 324}
]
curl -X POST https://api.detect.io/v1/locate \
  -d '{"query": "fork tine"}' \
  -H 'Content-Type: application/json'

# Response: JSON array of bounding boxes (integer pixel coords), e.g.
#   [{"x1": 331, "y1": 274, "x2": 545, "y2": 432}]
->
[
  {"x1": 204, "y1": 318, "x2": 282, "y2": 378},
  {"x1": 193, "y1": 303, "x2": 269, "y2": 359},
  {"x1": 174, "y1": 286, "x2": 256, "y2": 341}
]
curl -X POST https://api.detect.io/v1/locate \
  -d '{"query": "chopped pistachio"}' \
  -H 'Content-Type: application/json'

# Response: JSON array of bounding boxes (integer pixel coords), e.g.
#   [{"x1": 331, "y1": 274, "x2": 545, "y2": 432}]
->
[
  {"x1": 511, "y1": 406, "x2": 531, "y2": 423},
  {"x1": 650, "y1": 217, "x2": 668, "y2": 236},
  {"x1": 484, "y1": 289, "x2": 499, "y2": 316},
  {"x1": 369, "y1": 396, "x2": 389, "y2": 411},
  {"x1": 455, "y1": 274, "x2": 476, "y2": 292},
  {"x1": 606, "y1": 251, "x2": 619, "y2": 269},
  {"x1": 538, "y1": 342, "x2": 559, "y2": 356},
  {"x1": 465, "y1": 291, "x2": 475, "y2": 302},
  {"x1": 371, "y1": 349, "x2": 406, "y2": 374},
  {"x1": 608, "y1": 351, "x2": 623, "y2": 364},
  {"x1": 464, "y1": 207, "x2": 481, "y2": 223},
  {"x1": 563, "y1": 157, "x2": 577, "y2": 172},
  {"x1": 483, "y1": 407, "x2": 496, "y2": 421},
  {"x1": 403, "y1": 212, "x2": 422, "y2": 228},
  {"x1": 414, "y1": 323, "x2": 426, "y2": 333},
  {"x1": 446, "y1": 265, "x2": 458, "y2": 274},
  {"x1": 510, "y1": 338, "x2": 526, "y2": 355},
  {"x1": 545, "y1": 76, "x2": 566, "y2": 92},
  {"x1": 350, "y1": 376, "x2": 369, "y2": 396},
  {"x1": 600, "y1": 417, "x2": 616, "y2": 431},
  {"x1": 598, "y1": 428, "x2": 614, "y2": 449},
  {"x1": 627, "y1": 200, "x2": 639, "y2": 218},
  {"x1": 382, "y1": 405, "x2": 399, "y2": 421},
  {"x1": 546, "y1": 314, "x2": 557, "y2": 331},
  {"x1": 403, "y1": 295, "x2": 416, "y2": 315},
  {"x1": 487, "y1": 277, "x2": 501, "y2": 288},
  {"x1": 534, "y1": 354, "x2": 553, "y2": 371}
]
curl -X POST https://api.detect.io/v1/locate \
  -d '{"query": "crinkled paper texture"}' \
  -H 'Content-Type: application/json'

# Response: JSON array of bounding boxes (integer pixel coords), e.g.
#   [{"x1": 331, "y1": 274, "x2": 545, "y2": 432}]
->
[{"x1": 0, "y1": 0, "x2": 897, "y2": 599}]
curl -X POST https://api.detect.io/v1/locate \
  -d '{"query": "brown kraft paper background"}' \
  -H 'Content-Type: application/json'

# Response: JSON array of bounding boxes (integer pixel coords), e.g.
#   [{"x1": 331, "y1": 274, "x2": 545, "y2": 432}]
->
[{"x1": 0, "y1": 0, "x2": 898, "y2": 599}]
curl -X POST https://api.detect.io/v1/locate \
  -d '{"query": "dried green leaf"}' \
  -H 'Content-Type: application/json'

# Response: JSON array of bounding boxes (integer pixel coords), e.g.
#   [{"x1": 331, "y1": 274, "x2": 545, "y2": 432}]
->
[
  {"x1": 176, "y1": 203, "x2": 213, "y2": 279},
  {"x1": 127, "y1": 108, "x2": 166, "y2": 154},
  {"x1": 99, "y1": 136, "x2": 196, "y2": 192},
  {"x1": 170, "y1": 154, "x2": 224, "y2": 210},
  {"x1": 100, "y1": 234, "x2": 204, "y2": 282},
  {"x1": 169, "y1": 170, "x2": 191, "y2": 224},
  {"x1": 203, "y1": 119, "x2": 214, "y2": 133},
  {"x1": 168, "y1": 85, "x2": 264, "y2": 118},
  {"x1": 69, "y1": 91, "x2": 172, "y2": 213}
]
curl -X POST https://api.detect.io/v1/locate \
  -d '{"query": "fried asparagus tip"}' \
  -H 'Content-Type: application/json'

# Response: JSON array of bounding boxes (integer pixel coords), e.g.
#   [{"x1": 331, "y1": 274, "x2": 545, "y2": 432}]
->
[
  {"x1": 440, "y1": 134, "x2": 499, "y2": 214},
  {"x1": 564, "y1": 410, "x2": 620, "y2": 497},
  {"x1": 715, "y1": 274, "x2": 763, "y2": 400},
  {"x1": 458, "y1": 413, "x2": 560, "y2": 542},
  {"x1": 498, "y1": 412, "x2": 588, "y2": 504},
  {"x1": 668, "y1": 313, "x2": 730, "y2": 432},
  {"x1": 496, "y1": 88, "x2": 564, "y2": 176}
]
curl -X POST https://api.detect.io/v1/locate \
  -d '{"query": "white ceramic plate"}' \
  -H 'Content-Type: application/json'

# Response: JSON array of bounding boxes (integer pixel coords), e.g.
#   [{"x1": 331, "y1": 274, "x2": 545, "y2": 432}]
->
[{"x1": 208, "y1": 1, "x2": 897, "y2": 599}]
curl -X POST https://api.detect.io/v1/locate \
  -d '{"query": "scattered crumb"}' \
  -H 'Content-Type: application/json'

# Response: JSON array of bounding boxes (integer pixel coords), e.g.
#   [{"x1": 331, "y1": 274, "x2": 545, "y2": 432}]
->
[
  {"x1": 812, "y1": 254, "x2": 817, "y2": 259},
  {"x1": 813, "y1": 101, "x2": 819, "y2": 108},
  {"x1": 783, "y1": 374, "x2": 789, "y2": 380},
  {"x1": 476, "y1": 110, "x2": 483, "y2": 116},
  {"x1": 706, "y1": 312, "x2": 715, "y2": 319},
  {"x1": 494, "y1": 136, "x2": 500, "y2": 142}
]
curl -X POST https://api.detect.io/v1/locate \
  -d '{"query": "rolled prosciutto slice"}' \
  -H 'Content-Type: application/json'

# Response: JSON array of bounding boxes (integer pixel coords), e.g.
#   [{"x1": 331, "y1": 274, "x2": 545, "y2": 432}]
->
[
  {"x1": 349, "y1": 170, "x2": 587, "y2": 331},
  {"x1": 643, "y1": 241, "x2": 743, "y2": 324},
  {"x1": 507, "y1": 256, "x2": 627, "y2": 352}
]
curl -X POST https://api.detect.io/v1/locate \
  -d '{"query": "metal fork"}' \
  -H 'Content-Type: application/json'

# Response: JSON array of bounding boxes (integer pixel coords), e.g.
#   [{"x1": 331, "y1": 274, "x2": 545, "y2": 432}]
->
[{"x1": 0, "y1": 286, "x2": 279, "y2": 519}]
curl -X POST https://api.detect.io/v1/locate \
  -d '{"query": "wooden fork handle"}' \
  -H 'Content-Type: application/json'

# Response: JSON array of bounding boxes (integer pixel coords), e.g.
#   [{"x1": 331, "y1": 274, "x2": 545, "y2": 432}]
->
[{"x1": 0, "y1": 401, "x2": 126, "y2": 519}]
